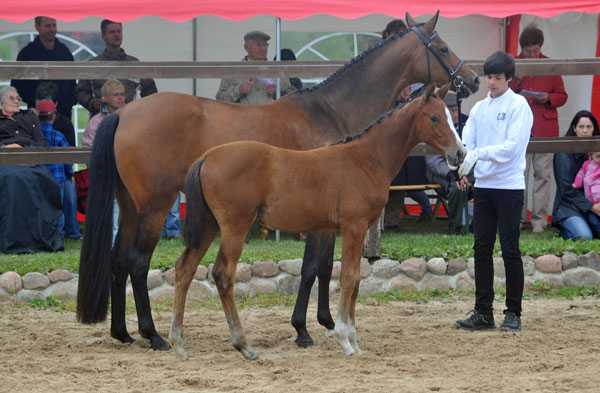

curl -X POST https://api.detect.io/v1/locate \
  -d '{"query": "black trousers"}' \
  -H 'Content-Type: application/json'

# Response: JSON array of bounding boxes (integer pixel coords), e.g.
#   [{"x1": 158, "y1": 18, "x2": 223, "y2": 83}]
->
[{"x1": 473, "y1": 187, "x2": 524, "y2": 316}]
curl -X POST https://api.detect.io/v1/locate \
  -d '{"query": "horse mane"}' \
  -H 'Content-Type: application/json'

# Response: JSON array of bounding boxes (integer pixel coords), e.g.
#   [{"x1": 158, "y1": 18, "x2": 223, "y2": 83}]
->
[
  {"x1": 331, "y1": 101, "x2": 408, "y2": 145},
  {"x1": 294, "y1": 30, "x2": 409, "y2": 94}
]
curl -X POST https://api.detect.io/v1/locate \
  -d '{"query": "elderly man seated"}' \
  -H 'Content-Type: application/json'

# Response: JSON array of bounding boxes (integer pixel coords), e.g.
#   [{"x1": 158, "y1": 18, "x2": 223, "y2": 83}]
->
[{"x1": 0, "y1": 86, "x2": 63, "y2": 253}]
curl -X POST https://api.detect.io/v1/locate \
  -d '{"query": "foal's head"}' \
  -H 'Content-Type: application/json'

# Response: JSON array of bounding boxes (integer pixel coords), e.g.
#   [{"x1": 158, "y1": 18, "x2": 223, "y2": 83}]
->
[{"x1": 411, "y1": 83, "x2": 466, "y2": 169}]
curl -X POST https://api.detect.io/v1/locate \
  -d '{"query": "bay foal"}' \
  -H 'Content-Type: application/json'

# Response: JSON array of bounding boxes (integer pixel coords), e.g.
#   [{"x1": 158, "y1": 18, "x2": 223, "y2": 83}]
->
[{"x1": 171, "y1": 83, "x2": 466, "y2": 359}]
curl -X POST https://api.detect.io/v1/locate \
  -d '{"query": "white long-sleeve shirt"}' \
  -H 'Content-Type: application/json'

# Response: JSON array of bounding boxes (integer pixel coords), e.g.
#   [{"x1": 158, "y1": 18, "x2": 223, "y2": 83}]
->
[{"x1": 462, "y1": 88, "x2": 533, "y2": 189}]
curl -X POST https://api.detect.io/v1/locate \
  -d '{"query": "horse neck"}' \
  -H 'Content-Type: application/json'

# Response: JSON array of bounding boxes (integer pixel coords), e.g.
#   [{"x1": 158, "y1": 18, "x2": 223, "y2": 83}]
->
[
  {"x1": 292, "y1": 34, "x2": 421, "y2": 138},
  {"x1": 353, "y1": 104, "x2": 421, "y2": 184}
]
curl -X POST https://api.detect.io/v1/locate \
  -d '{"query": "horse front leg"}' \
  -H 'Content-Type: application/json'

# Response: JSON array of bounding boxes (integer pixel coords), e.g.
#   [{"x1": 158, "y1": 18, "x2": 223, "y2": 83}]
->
[
  {"x1": 213, "y1": 231, "x2": 257, "y2": 360},
  {"x1": 170, "y1": 236, "x2": 217, "y2": 360},
  {"x1": 128, "y1": 213, "x2": 171, "y2": 351},
  {"x1": 335, "y1": 224, "x2": 366, "y2": 356},
  {"x1": 291, "y1": 230, "x2": 336, "y2": 347}
]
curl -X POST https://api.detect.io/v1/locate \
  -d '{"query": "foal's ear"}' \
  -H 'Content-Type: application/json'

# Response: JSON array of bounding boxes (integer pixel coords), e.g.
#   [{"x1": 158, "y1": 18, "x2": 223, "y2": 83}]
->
[
  {"x1": 424, "y1": 83, "x2": 437, "y2": 102},
  {"x1": 437, "y1": 83, "x2": 451, "y2": 100},
  {"x1": 423, "y1": 10, "x2": 440, "y2": 33},
  {"x1": 406, "y1": 12, "x2": 417, "y2": 28}
]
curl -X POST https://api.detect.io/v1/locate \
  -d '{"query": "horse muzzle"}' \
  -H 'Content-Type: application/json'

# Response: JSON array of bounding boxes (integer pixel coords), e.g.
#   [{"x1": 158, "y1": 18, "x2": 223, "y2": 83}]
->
[{"x1": 446, "y1": 143, "x2": 467, "y2": 170}]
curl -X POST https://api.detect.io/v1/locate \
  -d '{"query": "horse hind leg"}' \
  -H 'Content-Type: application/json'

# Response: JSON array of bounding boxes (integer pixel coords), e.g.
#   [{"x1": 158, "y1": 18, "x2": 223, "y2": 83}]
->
[
  {"x1": 169, "y1": 231, "x2": 218, "y2": 360},
  {"x1": 213, "y1": 229, "x2": 257, "y2": 360},
  {"x1": 316, "y1": 230, "x2": 336, "y2": 338}
]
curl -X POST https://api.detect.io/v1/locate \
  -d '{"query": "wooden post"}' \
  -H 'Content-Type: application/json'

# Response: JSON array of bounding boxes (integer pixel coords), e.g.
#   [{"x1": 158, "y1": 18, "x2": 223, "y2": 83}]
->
[{"x1": 363, "y1": 210, "x2": 384, "y2": 258}]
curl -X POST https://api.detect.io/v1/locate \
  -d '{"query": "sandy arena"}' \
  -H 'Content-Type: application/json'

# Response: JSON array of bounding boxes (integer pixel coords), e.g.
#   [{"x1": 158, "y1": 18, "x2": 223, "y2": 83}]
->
[{"x1": 1, "y1": 297, "x2": 599, "y2": 392}]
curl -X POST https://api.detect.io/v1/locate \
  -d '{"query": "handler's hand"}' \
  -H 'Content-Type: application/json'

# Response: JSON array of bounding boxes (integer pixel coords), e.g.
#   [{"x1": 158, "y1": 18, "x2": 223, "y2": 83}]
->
[{"x1": 458, "y1": 149, "x2": 478, "y2": 177}]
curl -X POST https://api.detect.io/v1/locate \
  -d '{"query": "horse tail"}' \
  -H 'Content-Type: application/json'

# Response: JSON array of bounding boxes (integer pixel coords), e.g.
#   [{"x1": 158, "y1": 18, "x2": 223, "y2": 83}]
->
[
  {"x1": 183, "y1": 158, "x2": 217, "y2": 249},
  {"x1": 76, "y1": 113, "x2": 120, "y2": 324}
]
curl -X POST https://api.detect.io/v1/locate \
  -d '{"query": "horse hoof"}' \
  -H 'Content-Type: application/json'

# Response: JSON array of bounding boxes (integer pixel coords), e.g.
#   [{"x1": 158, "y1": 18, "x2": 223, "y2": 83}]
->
[
  {"x1": 324, "y1": 329, "x2": 335, "y2": 338},
  {"x1": 295, "y1": 335, "x2": 315, "y2": 348},
  {"x1": 242, "y1": 348, "x2": 259, "y2": 361},
  {"x1": 151, "y1": 337, "x2": 172, "y2": 351},
  {"x1": 111, "y1": 331, "x2": 135, "y2": 344}
]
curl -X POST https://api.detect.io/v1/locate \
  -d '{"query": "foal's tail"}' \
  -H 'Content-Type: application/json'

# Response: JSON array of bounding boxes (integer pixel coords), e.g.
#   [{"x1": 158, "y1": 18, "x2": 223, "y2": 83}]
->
[
  {"x1": 183, "y1": 158, "x2": 218, "y2": 249},
  {"x1": 77, "y1": 113, "x2": 120, "y2": 324}
]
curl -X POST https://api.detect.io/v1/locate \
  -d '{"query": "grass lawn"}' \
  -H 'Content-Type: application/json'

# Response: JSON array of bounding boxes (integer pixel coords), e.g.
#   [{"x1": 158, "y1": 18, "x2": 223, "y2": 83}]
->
[{"x1": 1, "y1": 217, "x2": 599, "y2": 276}]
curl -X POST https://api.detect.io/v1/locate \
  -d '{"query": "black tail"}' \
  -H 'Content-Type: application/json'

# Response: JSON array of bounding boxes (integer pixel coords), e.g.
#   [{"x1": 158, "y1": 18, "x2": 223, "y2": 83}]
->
[
  {"x1": 76, "y1": 113, "x2": 120, "y2": 324},
  {"x1": 183, "y1": 158, "x2": 217, "y2": 249}
]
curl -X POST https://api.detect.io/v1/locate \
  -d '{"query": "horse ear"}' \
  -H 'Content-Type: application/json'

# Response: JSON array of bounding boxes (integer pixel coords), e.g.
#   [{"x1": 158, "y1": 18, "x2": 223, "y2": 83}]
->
[
  {"x1": 437, "y1": 83, "x2": 451, "y2": 100},
  {"x1": 406, "y1": 12, "x2": 417, "y2": 28},
  {"x1": 423, "y1": 10, "x2": 440, "y2": 33},
  {"x1": 424, "y1": 83, "x2": 437, "y2": 101}
]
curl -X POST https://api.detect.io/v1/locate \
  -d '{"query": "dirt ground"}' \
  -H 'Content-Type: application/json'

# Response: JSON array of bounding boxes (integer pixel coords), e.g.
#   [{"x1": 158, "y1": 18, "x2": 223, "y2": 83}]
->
[{"x1": 1, "y1": 297, "x2": 599, "y2": 393}]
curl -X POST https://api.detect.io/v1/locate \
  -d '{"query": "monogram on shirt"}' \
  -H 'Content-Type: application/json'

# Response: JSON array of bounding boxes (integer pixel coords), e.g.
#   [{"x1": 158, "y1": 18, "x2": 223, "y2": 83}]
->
[{"x1": 497, "y1": 112, "x2": 506, "y2": 121}]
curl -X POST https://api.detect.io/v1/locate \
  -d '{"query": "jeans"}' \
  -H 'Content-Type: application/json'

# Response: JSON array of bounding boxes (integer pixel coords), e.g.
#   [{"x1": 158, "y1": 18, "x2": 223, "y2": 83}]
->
[
  {"x1": 162, "y1": 193, "x2": 182, "y2": 238},
  {"x1": 58, "y1": 180, "x2": 81, "y2": 238},
  {"x1": 473, "y1": 187, "x2": 524, "y2": 316},
  {"x1": 407, "y1": 190, "x2": 432, "y2": 214},
  {"x1": 558, "y1": 215, "x2": 593, "y2": 240}
]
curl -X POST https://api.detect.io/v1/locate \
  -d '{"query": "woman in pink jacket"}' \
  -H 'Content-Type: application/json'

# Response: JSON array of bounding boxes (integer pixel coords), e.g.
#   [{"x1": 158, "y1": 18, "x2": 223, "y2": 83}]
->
[{"x1": 572, "y1": 152, "x2": 600, "y2": 233}]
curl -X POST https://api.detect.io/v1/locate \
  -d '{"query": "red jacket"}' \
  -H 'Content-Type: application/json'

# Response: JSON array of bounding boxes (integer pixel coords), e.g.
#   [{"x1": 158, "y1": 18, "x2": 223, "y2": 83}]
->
[{"x1": 510, "y1": 53, "x2": 568, "y2": 138}]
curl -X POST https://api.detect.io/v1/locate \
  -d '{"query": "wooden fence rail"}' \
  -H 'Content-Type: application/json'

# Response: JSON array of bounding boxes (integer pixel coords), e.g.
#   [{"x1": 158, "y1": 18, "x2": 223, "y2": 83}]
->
[
  {"x1": 1, "y1": 58, "x2": 600, "y2": 80},
  {"x1": 2, "y1": 137, "x2": 600, "y2": 165}
]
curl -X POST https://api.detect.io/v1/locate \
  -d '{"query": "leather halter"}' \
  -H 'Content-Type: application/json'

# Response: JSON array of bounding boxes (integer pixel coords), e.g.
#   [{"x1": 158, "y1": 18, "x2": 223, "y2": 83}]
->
[{"x1": 409, "y1": 25, "x2": 465, "y2": 90}]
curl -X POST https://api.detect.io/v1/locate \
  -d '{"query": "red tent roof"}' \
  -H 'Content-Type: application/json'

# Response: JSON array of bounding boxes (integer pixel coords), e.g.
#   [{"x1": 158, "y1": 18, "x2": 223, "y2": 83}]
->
[{"x1": 4, "y1": 0, "x2": 600, "y2": 23}]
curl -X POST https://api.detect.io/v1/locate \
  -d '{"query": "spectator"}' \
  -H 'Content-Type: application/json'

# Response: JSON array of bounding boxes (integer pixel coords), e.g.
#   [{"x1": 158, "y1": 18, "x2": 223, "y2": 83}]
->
[
  {"x1": 76, "y1": 19, "x2": 157, "y2": 117},
  {"x1": 276, "y1": 48, "x2": 303, "y2": 90},
  {"x1": 36, "y1": 99, "x2": 81, "y2": 239},
  {"x1": 382, "y1": 19, "x2": 407, "y2": 40},
  {"x1": 510, "y1": 24, "x2": 568, "y2": 233},
  {"x1": 11, "y1": 16, "x2": 77, "y2": 120},
  {"x1": 35, "y1": 82, "x2": 76, "y2": 146},
  {"x1": 0, "y1": 86, "x2": 63, "y2": 253},
  {"x1": 551, "y1": 110, "x2": 600, "y2": 240},
  {"x1": 455, "y1": 51, "x2": 533, "y2": 333},
  {"x1": 572, "y1": 152, "x2": 600, "y2": 234},
  {"x1": 216, "y1": 30, "x2": 296, "y2": 105}
]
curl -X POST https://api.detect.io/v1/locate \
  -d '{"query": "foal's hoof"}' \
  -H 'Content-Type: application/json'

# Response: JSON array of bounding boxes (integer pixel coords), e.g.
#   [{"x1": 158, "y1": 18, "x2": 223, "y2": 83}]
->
[
  {"x1": 240, "y1": 347, "x2": 259, "y2": 360},
  {"x1": 150, "y1": 336, "x2": 172, "y2": 351},
  {"x1": 324, "y1": 329, "x2": 335, "y2": 338},
  {"x1": 295, "y1": 335, "x2": 315, "y2": 348},
  {"x1": 111, "y1": 331, "x2": 135, "y2": 344}
]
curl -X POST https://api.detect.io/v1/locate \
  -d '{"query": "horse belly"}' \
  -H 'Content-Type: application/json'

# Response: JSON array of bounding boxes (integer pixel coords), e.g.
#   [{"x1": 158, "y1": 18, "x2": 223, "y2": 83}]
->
[{"x1": 259, "y1": 200, "x2": 337, "y2": 233}]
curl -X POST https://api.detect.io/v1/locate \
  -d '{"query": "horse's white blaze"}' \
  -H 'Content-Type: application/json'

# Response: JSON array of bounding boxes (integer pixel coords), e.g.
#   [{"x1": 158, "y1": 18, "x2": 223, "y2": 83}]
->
[{"x1": 444, "y1": 106, "x2": 464, "y2": 170}]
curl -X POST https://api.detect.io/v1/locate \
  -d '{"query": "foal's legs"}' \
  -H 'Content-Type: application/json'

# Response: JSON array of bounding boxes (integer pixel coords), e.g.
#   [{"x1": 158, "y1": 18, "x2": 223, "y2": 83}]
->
[
  {"x1": 335, "y1": 224, "x2": 366, "y2": 356},
  {"x1": 213, "y1": 227, "x2": 257, "y2": 360},
  {"x1": 291, "y1": 230, "x2": 336, "y2": 347}
]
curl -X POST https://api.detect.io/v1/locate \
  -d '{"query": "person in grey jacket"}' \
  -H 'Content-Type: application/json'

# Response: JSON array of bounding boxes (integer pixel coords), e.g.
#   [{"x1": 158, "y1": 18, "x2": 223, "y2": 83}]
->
[{"x1": 76, "y1": 19, "x2": 157, "y2": 116}]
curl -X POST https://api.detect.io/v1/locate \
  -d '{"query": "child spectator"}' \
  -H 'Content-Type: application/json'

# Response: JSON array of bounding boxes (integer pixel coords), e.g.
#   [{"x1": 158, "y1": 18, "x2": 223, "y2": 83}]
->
[
  {"x1": 572, "y1": 152, "x2": 600, "y2": 233},
  {"x1": 36, "y1": 99, "x2": 82, "y2": 239}
]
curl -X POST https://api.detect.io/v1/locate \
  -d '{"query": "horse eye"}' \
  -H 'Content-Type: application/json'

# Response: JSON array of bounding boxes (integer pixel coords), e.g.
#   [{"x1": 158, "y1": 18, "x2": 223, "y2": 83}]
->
[
  {"x1": 440, "y1": 47, "x2": 449, "y2": 55},
  {"x1": 430, "y1": 115, "x2": 439, "y2": 122}
]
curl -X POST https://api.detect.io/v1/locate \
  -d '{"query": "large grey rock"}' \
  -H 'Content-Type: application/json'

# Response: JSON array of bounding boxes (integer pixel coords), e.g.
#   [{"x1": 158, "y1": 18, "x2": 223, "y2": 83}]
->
[
  {"x1": 360, "y1": 258, "x2": 372, "y2": 278},
  {"x1": 400, "y1": 258, "x2": 427, "y2": 281},
  {"x1": 234, "y1": 282, "x2": 250, "y2": 297},
  {"x1": 542, "y1": 276, "x2": 565, "y2": 289},
  {"x1": 420, "y1": 276, "x2": 451, "y2": 291},
  {"x1": 251, "y1": 261, "x2": 280, "y2": 278},
  {"x1": 561, "y1": 253, "x2": 578, "y2": 271},
  {"x1": 147, "y1": 269, "x2": 164, "y2": 290},
  {"x1": 388, "y1": 278, "x2": 417, "y2": 292},
  {"x1": 44, "y1": 279, "x2": 78, "y2": 300},
  {"x1": 16, "y1": 289, "x2": 44, "y2": 302},
  {"x1": 563, "y1": 269, "x2": 600, "y2": 287},
  {"x1": 276, "y1": 274, "x2": 301, "y2": 295},
  {"x1": 186, "y1": 280, "x2": 216, "y2": 299},
  {"x1": 236, "y1": 263, "x2": 252, "y2": 282},
  {"x1": 578, "y1": 251, "x2": 600, "y2": 271},
  {"x1": 163, "y1": 267, "x2": 176, "y2": 286},
  {"x1": 447, "y1": 258, "x2": 467, "y2": 276},
  {"x1": 0, "y1": 288, "x2": 10, "y2": 301},
  {"x1": 455, "y1": 274, "x2": 474, "y2": 291},
  {"x1": 22, "y1": 272, "x2": 50, "y2": 290},
  {"x1": 467, "y1": 258, "x2": 475, "y2": 278},
  {"x1": 493, "y1": 257, "x2": 505, "y2": 278},
  {"x1": 358, "y1": 276, "x2": 385, "y2": 295},
  {"x1": 149, "y1": 285, "x2": 175, "y2": 300},
  {"x1": 427, "y1": 258, "x2": 447, "y2": 275},
  {"x1": 522, "y1": 256, "x2": 535, "y2": 275},
  {"x1": 48, "y1": 269, "x2": 73, "y2": 283},
  {"x1": 371, "y1": 259, "x2": 402, "y2": 279},
  {"x1": 534, "y1": 255, "x2": 562, "y2": 274},
  {"x1": 278, "y1": 259, "x2": 303, "y2": 276},
  {"x1": 249, "y1": 279, "x2": 277, "y2": 296},
  {"x1": 0, "y1": 271, "x2": 22, "y2": 293},
  {"x1": 195, "y1": 265, "x2": 208, "y2": 280},
  {"x1": 331, "y1": 261, "x2": 342, "y2": 280}
]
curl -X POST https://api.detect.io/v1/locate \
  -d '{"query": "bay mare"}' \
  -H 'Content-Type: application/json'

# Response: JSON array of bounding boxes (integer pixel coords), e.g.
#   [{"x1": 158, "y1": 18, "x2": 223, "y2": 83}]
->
[
  {"x1": 76, "y1": 12, "x2": 479, "y2": 351},
  {"x1": 175, "y1": 84, "x2": 465, "y2": 359}
]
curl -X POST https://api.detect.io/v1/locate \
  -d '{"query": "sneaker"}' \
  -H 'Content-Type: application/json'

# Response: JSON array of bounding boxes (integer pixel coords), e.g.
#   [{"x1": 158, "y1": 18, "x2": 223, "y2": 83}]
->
[
  {"x1": 455, "y1": 310, "x2": 495, "y2": 331},
  {"x1": 500, "y1": 311, "x2": 522, "y2": 332},
  {"x1": 532, "y1": 225, "x2": 544, "y2": 233}
]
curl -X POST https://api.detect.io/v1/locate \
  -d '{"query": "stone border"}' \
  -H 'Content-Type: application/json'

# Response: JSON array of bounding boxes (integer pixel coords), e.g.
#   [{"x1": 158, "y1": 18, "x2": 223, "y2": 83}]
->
[{"x1": 1, "y1": 252, "x2": 599, "y2": 302}]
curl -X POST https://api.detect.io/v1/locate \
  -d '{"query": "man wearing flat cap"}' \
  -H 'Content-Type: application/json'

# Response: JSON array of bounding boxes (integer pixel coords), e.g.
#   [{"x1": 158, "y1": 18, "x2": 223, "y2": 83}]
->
[{"x1": 216, "y1": 30, "x2": 296, "y2": 104}]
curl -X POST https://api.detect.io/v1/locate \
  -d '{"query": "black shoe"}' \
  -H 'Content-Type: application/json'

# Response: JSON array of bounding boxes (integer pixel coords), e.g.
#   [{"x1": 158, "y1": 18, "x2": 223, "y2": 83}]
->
[
  {"x1": 455, "y1": 310, "x2": 495, "y2": 331},
  {"x1": 447, "y1": 222, "x2": 464, "y2": 236},
  {"x1": 500, "y1": 311, "x2": 522, "y2": 332},
  {"x1": 415, "y1": 211, "x2": 432, "y2": 222}
]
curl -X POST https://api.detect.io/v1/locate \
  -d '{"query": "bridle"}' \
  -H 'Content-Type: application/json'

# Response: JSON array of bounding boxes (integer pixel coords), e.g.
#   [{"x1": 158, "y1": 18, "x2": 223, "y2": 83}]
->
[{"x1": 409, "y1": 25, "x2": 465, "y2": 91}]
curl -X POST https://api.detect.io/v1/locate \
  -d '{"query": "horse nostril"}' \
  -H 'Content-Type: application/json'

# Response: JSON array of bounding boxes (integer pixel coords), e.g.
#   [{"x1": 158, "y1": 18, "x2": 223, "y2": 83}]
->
[{"x1": 474, "y1": 76, "x2": 480, "y2": 87}]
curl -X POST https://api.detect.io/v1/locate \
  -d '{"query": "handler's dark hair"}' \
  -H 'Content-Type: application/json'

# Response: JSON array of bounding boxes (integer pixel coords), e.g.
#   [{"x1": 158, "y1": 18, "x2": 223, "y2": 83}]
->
[
  {"x1": 565, "y1": 110, "x2": 600, "y2": 137},
  {"x1": 483, "y1": 51, "x2": 515, "y2": 80},
  {"x1": 519, "y1": 23, "x2": 544, "y2": 48}
]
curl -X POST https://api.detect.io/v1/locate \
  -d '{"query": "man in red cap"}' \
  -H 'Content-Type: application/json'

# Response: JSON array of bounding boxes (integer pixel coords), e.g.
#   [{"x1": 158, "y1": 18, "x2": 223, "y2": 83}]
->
[{"x1": 37, "y1": 99, "x2": 82, "y2": 239}]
